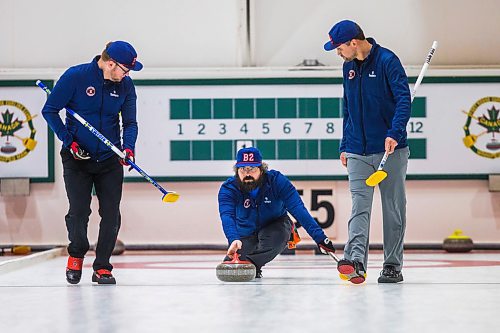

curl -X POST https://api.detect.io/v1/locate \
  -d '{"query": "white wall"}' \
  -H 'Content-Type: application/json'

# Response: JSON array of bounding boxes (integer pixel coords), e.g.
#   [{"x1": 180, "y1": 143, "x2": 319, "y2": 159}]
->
[
  {"x1": 1, "y1": 0, "x2": 499, "y2": 69},
  {"x1": 252, "y1": 0, "x2": 500, "y2": 67},
  {"x1": 0, "y1": 0, "x2": 248, "y2": 68}
]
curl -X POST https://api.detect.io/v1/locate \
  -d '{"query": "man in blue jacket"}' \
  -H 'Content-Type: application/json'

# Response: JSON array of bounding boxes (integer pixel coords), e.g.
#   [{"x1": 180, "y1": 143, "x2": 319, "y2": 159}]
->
[
  {"x1": 324, "y1": 20, "x2": 411, "y2": 284},
  {"x1": 218, "y1": 147, "x2": 336, "y2": 278},
  {"x1": 42, "y1": 41, "x2": 143, "y2": 285}
]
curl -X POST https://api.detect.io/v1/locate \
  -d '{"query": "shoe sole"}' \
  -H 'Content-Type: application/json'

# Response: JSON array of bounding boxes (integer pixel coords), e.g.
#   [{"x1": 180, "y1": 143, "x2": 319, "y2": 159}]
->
[
  {"x1": 377, "y1": 276, "x2": 403, "y2": 283},
  {"x1": 66, "y1": 269, "x2": 81, "y2": 285},
  {"x1": 92, "y1": 275, "x2": 116, "y2": 285}
]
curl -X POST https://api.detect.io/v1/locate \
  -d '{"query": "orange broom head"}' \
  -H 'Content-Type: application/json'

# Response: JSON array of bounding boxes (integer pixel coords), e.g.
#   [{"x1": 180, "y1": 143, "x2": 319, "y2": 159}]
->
[{"x1": 365, "y1": 170, "x2": 388, "y2": 187}]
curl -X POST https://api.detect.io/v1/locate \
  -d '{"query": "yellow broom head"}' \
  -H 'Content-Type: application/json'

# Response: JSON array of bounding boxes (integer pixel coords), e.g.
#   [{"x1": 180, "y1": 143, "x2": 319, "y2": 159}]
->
[
  {"x1": 162, "y1": 192, "x2": 180, "y2": 203},
  {"x1": 339, "y1": 273, "x2": 349, "y2": 280},
  {"x1": 365, "y1": 170, "x2": 388, "y2": 187},
  {"x1": 12, "y1": 245, "x2": 31, "y2": 255}
]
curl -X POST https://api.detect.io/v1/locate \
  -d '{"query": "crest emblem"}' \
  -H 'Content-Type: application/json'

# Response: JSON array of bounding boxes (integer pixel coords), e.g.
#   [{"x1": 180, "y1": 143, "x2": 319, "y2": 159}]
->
[
  {"x1": 243, "y1": 198, "x2": 251, "y2": 208},
  {"x1": 348, "y1": 70, "x2": 356, "y2": 80},
  {"x1": 462, "y1": 96, "x2": 500, "y2": 159},
  {"x1": 0, "y1": 100, "x2": 38, "y2": 162},
  {"x1": 86, "y1": 86, "x2": 95, "y2": 97}
]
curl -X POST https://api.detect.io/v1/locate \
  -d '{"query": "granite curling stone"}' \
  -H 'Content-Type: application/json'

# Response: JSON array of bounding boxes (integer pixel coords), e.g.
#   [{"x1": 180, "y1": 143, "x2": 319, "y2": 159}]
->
[
  {"x1": 112, "y1": 239, "x2": 126, "y2": 255},
  {"x1": 216, "y1": 253, "x2": 256, "y2": 282},
  {"x1": 443, "y1": 229, "x2": 473, "y2": 253}
]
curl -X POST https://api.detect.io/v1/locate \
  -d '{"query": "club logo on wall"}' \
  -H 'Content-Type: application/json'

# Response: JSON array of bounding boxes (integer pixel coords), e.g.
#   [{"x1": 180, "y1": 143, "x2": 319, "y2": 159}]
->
[
  {"x1": 462, "y1": 96, "x2": 500, "y2": 159},
  {"x1": 0, "y1": 100, "x2": 38, "y2": 163}
]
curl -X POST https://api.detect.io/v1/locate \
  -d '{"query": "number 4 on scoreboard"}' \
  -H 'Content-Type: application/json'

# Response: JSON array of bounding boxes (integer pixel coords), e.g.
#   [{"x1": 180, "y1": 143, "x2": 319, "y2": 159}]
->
[{"x1": 236, "y1": 140, "x2": 254, "y2": 151}]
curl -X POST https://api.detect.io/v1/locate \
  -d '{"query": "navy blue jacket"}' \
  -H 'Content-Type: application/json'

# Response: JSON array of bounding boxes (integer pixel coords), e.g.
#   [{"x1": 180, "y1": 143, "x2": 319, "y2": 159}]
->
[
  {"x1": 340, "y1": 38, "x2": 411, "y2": 155},
  {"x1": 218, "y1": 170, "x2": 327, "y2": 244},
  {"x1": 42, "y1": 56, "x2": 138, "y2": 162}
]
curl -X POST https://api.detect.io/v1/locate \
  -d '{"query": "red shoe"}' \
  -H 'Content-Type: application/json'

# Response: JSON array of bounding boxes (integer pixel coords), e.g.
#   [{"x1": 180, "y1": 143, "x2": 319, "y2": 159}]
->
[
  {"x1": 66, "y1": 256, "x2": 83, "y2": 284},
  {"x1": 92, "y1": 269, "x2": 116, "y2": 285}
]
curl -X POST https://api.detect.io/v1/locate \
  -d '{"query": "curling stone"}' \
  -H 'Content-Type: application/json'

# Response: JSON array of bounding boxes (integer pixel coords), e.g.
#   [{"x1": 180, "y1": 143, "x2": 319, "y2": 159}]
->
[
  {"x1": 216, "y1": 253, "x2": 256, "y2": 282},
  {"x1": 12, "y1": 245, "x2": 31, "y2": 255},
  {"x1": 443, "y1": 229, "x2": 473, "y2": 253},
  {"x1": 112, "y1": 239, "x2": 126, "y2": 255}
]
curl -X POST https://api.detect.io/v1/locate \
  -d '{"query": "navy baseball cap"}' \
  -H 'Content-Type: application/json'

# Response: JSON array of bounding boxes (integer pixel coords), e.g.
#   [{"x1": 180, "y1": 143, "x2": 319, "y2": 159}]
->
[
  {"x1": 235, "y1": 147, "x2": 263, "y2": 167},
  {"x1": 324, "y1": 20, "x2": 361, "y2": 51},
  {"x1": 106, "y1": 41, "x2": 143, "y2": 71}
]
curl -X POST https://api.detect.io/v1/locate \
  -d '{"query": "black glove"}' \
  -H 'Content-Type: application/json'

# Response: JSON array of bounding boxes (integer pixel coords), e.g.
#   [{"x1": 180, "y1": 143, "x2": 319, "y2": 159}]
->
[
  {"x1": 69, "y1": 142, "x2": 90, "y2": 160},
  {"x1": 317, "y1": 237, "x2": 336, "y2": 254}
]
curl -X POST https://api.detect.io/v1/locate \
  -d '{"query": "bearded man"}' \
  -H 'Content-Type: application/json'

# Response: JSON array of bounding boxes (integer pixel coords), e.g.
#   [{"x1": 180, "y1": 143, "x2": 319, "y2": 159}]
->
[{"x1": 217, "y1": 147, "x2": 336, "y2": 278}]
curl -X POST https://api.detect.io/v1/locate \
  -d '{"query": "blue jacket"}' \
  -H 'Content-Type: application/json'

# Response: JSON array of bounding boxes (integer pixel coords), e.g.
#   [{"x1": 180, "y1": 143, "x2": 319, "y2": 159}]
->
[
  {"x1": 42, "y1": 56, "x2": 138, "y2": 162},
  {"x1": 340, "y1": 38, "x2": 411, "y2": 155},
  {"x1": 218, "y1": 170, "x2": 327, "y2": 244}
]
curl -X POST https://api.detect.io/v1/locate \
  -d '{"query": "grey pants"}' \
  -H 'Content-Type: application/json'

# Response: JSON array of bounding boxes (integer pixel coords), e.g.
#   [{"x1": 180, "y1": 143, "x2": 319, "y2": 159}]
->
[{"x1": 344, "y1": 146, "x2": 409, "y2": 272}]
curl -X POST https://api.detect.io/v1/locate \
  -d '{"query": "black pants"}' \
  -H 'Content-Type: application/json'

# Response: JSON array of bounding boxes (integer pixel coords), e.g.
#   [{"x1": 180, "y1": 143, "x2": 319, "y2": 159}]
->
[
  {"x1": 61, "y1": 149, "x2": 123, "y2": 271},
  {"x1": 226, "y1": 215, "x2": 292, "y2": 270}
]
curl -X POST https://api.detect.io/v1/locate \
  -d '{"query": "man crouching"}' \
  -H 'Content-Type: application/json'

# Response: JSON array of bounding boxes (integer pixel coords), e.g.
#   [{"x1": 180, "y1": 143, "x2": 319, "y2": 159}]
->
[{"x1": 218, "y1": 147, "x2": 335, "y2": 278}]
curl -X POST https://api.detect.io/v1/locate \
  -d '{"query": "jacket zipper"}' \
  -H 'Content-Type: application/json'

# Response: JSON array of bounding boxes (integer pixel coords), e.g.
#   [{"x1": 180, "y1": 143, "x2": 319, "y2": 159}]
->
[
  {"x1": 359, "y1": 63, "x2": 367, "y2": 155},
  {"x1": 96, "y1": 83, "x2": 104, "y2": 162}
]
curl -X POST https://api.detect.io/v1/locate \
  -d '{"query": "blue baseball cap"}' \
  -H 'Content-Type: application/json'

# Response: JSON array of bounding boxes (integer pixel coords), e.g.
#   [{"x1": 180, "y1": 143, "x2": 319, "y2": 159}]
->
[
  {"x1": 324, "y1": 20, "x2": 361, "y2": 51},
  {"x1": 235, "y1": 147, "x2": 263, "y2": 167},
  {"x1": 106, "y1": 41, "x2": 143, "y2": 71}
]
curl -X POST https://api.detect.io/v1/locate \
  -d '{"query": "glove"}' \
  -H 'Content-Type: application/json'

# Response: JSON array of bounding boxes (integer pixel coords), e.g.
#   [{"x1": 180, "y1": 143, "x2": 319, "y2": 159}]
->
[
  {"x1": 317, "y1": 237, "x2": 336, "y2": 254},
  {"x1": 69, "y1": 142, "x2": 90, "y2": 160},
  {"x1": 119, "y1": 148, "x2": 134, "y2": 170}
]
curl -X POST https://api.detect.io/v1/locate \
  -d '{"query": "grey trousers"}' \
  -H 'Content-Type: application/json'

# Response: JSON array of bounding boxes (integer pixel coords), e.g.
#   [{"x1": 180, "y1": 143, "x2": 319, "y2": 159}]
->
[{"x1": 344, "y1": 146, "x2": 409, "y2": 271}]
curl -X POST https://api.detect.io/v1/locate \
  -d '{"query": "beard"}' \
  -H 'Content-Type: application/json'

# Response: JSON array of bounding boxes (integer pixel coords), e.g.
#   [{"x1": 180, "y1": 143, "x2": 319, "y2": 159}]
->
[
  {"x1": 340, "y1": 54, "x2": 355, "y2": 62},
  {"x1": 339, "y1": 49, "x2": 357, "y2": 62},
  {"x1": 236, "y1": 173, "x2": 264, "y2": 193}
]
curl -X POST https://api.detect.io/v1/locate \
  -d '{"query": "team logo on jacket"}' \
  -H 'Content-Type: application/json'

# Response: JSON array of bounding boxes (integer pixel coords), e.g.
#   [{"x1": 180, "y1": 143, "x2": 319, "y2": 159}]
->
[
  {"x1": 264, "y1": 197, "x2": 271, "y2": 204},
  {"x1": 348, "y1": 70, "x2": 356, "y2": 80},
  {"x1": 243, "y1": 198, "x2": 251, "y2": 208},
  {"x1": 462, "y1": 96, "x2": 500, "y2": 159},
  {"x1": 369, "y1": 70, "x2": 376, "y2": 78},
  {"x1": 86, "y1": 86, "x2": 95, "y2": 97},
  {"x1": 0, "y1": 100, "x2": 38, "y2": 163}
]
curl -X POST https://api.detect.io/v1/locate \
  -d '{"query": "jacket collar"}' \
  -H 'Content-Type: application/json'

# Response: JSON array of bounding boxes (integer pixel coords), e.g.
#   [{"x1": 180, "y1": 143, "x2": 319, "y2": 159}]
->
[
  {"x1": 91, "y1": 56, "x2": 105, "y2": 83},
  {"x1": 357, "y1": 38, "x2": 378, "y2": 66}
]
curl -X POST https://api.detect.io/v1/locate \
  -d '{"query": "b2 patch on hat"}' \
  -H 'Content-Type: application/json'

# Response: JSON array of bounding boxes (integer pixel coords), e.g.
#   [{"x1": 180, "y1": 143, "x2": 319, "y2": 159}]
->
[{"x1": 241, "y1": 152, "x2": 256, "y2": 163}]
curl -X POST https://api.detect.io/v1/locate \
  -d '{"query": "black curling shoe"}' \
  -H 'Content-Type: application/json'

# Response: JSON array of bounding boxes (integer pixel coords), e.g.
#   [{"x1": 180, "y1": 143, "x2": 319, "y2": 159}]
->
[
  {"x1": 378, "y1": 265, "x2": 404, "y2": 283},
  {"x1": 66, "y1": 256, "x2": 83, "y2": 285},
  {"x1": 92, "y1": 269, "x2": 116, "y2": 285}
]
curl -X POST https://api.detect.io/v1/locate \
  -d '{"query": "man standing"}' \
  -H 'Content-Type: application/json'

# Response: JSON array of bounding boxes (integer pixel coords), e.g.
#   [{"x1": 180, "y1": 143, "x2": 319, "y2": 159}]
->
[
  {"x1": 218, "y1": 147, "x2": 336, "y2": 278},
  {"x1": 324, "y1": 20, "x2": 411, "y2": 284},
  {"x1": 42, "y1": 41, "x2": 143, "y2": 285}
]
